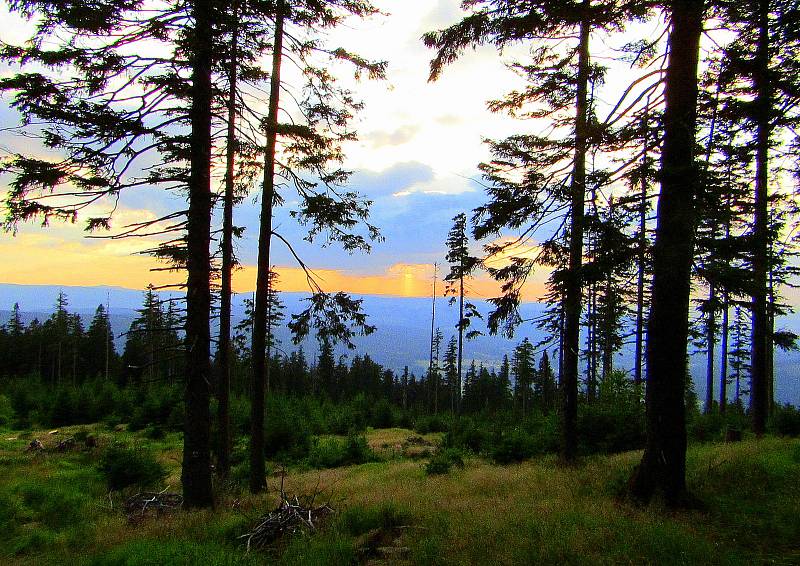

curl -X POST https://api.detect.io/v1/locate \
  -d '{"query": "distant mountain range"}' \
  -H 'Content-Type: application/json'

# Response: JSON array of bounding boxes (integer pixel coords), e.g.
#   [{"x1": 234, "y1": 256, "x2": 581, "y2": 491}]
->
[{"x1": 1, "y1": 282, "x2": 798, "y2": 406}]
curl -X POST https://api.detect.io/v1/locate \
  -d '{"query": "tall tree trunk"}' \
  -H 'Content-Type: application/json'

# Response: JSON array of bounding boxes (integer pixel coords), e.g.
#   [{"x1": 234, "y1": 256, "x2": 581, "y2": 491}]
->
[
  {"x1": 586, "y1": 280, "x2": 596, "y2": 402},
  {"x1": 429, "y1": 264, "x2": 437, "y2": 414},
  {"x1": 250, "y1": 0, "x2": 285, "y2": 494},
  {"x1": 182, "y1": 0, "x2": 215, "y2": 509},
  {"x1": 701, "y1": 85, "x2": 720, "y2": 416},
  {"x1": 767, "y1": 260, "x2": 775, "y2": 414},
  {"x1": 216, "y1": 0, "x2": 239, "y2": 480},
  {"x1": 704, "y1": 284, "x2": 716, "y2": 414},
  {"x1": 719, "y1": 290, "x2": 729, "y2": 414},
  {"x1": 750, "y1": 0, "x2": 770, "y2": 436},
  {"x1": 457, "y1": 270, "x2": 464, "y2": 414},
  {"x1": 561, "y1": 0, "x2": 591, "y2": 464},
  {"x1": 629, "y1": 0, "x2": 703, "y2": 506},
  {"x1": 601, "y1": 274, "x2": 614, "y2": 380},
  {"x1": 634, "y1": 123, "x2": 648, "y2": 388},
  {"x1": 719, "y1": 188, "x2": 732, "y2": 414}
]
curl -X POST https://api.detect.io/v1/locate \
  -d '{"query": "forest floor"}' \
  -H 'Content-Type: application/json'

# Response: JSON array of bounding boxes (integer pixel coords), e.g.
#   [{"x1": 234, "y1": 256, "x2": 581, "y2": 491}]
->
[{"x1": 0, "y1": 424, "x2": 798, "y2": 565}]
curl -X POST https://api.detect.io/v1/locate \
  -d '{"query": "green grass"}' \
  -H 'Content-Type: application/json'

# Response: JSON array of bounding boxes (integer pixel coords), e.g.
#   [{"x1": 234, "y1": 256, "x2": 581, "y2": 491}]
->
[{"x1": 0, "y1": 425, "x2": 797, "y2": 565}]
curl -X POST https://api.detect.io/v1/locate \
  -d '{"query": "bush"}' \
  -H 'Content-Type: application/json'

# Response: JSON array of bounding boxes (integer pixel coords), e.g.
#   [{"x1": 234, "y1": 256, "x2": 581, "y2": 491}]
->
[
  {"x1": 145, "y1": 425, "x2": 166, "y2": 440},
  {"x1": 424, "y1": 448, "x2": 464, "y2": 475},
  {"x1": 491, "y1": 429, "x2": 537, "y2": 464},
  {"x1": 0, "y1": 395, "x2": 14, "y2": 428},
  {"x1": 264, "y1": 396, "x2": 312, "y2": 461},
  {"x1": 343, "y1": 433, "x2": 376, "y2": 464},
  {"x1": 770, "y1": 404, "x2": 800, "y2": 437},
  {"x1": 415, "y1": 414, "x2": 449, "y2": 434},
  {"x1": 98, "y1": 443, "x2": 167, "y2": 491},
  {"x1": 687, "y1": 412, "x2": 726, "y2": 442},
  {"x1": 444, "y1": 418, "x2": 490, "y2": 453},
  {"x1": 370, "y1": 399, "x2": 395, "y2": 429},
  {"x1": 50, "y1": 387, "x2": 79, "y2": 426},
  {"x1": 308, "y1": 433, "x2": 378, "y2": 469},
  {"x1": 578, "y1": 400, "x2": 645, "y2": 454},
  {"x1": 687, "y1": 408, "x2": 749, "y2": 442}
]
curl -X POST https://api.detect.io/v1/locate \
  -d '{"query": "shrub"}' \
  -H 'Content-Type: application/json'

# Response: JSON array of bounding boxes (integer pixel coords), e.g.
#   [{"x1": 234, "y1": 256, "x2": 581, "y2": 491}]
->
[
  {"x1": 415, "y1": 414, "x2": 449, "y2": 434},
  {"x1": 264, "y1": 396, "x2": 312, "y2": 461},
  {"x1": 98, "y1": 443, "x2": 166, "y2": 491},
  {"x1": 308, "y1": 433, "x2": 378, "y2": 469},
  {"x1": 370, "y1": 399, "x2": 395, "y2": 429},
  {"x1": 491, "y1": 429, "x2": 537, "y2": 464},
  {"x1": 0, "y1": 394, "x2": 14, "y2": 428},
  {"x1": 578, "y1": 400, "x2": 645, "y2": 454},
  {"x1": 770, "y1": 404, "x2": 800, "y2": 437},
  {"x1": 425, "y1": 448, "x2": 465, "y2": 475},
  {"x1": 50, "y1": 387, "x2": 79, "y2": 426},
  {"x1": 444, "y1": 418, "x2": 490, "y2": 453},
  {"x1": 145, "y1": 425, "x2": 166, "y2": 440},
  {"x1": 687, "y1": 412, "x2": 726, "y2": 442},
  {"x1": 344, "y1": 433, "x2": 376, "y2": 464},
  {"x1": 329, "y1": 406, "x2": 360, "y2": 435},
  {"x1": 127, "y1": 407, "x2": 148, "y2": 431}
]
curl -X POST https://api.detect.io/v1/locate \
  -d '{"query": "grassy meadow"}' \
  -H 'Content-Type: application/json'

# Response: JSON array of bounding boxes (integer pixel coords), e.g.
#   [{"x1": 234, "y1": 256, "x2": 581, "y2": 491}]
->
[{"x1": 0, "y1": 424, "x2": 798, "y2": 565}]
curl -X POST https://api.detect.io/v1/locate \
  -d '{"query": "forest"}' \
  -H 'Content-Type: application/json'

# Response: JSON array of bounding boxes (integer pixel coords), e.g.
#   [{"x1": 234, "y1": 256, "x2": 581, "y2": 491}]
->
[{"x1": 0, "y1": 0, "x2": 799, "y2": 563}]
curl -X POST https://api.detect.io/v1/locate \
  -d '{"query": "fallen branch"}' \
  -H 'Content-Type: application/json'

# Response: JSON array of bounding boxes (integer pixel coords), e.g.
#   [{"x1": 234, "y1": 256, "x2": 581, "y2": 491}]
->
[
  {"x1": 124, "y1": 487, "x2": 183, "y2": 520},
  {"x1": 240, "y1": 475, "x2": 334, "y2": 552}
]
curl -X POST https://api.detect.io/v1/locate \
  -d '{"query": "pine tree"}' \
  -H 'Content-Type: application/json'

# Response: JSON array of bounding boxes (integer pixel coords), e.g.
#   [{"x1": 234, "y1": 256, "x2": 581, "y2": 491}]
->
[
  {"x1": 442, "y1": 336, "x2": 459, "y2": 413},
  {"x1": 729, "y1": 304, "x2": 751, "y2": 408},
  {"x1": 535, "y1": 351, "x2": 558, "y2": 414},
  {"x1": 629, "y1": 0, "x2": 705, "y2": 506},
  {"x1": 512, "y1": 338, "x2": 535, "y2": 418},
  {"x1": 0, "y1": 0, "x2": 224, "y2": 508},
  {"x1": 428, "y1": 329, "x2": 444, "y2": 413},
  {"x1": 716, "y1": 0, "x2": 800, "y2": 433},
  {"x1": 247, "y1": 0, "x2": 385, "y2": 493},
  {"x1": 444, "y1": 213, "x2": 482, "y2": 414},
  {"x1": 424, "y1": 0, "x2": 650, "y2": 462},
  {"x1": 84, "y1": 304, "x2": 117, "y2": 381}
]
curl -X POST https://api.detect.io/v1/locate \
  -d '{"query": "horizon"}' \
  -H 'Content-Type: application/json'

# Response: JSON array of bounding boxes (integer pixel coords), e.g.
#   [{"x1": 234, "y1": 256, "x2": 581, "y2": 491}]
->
[{"x1": 2, "y1": 282, "x2": 798, "y2": 407}]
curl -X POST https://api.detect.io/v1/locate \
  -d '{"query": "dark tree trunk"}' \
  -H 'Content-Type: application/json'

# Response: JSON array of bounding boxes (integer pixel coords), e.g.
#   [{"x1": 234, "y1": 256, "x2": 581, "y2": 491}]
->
[
  {"x1": 719, "y1": 289, "x2": 729, "y2": 414},
  {"x1": 629, "y1": 0, "x2": 703, "y2": 506},
  {"x1": 561, "y1": 0, "x2": 590, "y2": 464},
  {"x1": 750, "y1": 0, "x2": 770, "y2": 436},
  {"x1": 601, "y1": 274, "x2": 614, "y2": 380},
  {"x1": 430, "y1": 266, "x2": 438, "y2": 414},
  {"x1": 457, "y1": 270, "x2": 464, "y2": 414},
  {"x1": 250, "y1": 0, "x2": 285, "y2": 494},
  {"x1": 634, "y1": 121, "x2": 648, "y2": 388},
  {"x1": 182, "y1": 0, "x2": 215, "y2": 509},
  {"x1": 704, "y1": 284, "x2": 716, "y2": 414},
  {"x1": 215, "y1": 0, "x2": 239, "y2": 480},
  {"x1": 767, "y1": 264, "x2": 775, "y2": 414},
  {"x1": 586, "y1": 280, "x2": 596, "y2": 403},
  {"x1": 719, "y1": 189, "x2": 732, "y2": 414},
  {"x1": 701, "y1": 88, "x2": 719, "y2": 416}
]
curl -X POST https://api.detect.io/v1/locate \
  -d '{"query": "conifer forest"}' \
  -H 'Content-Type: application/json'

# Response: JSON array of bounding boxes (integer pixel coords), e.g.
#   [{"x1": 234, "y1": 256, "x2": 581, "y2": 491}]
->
[{"x1": 0, "y1": 0, "x2": 799, "y2": 563}]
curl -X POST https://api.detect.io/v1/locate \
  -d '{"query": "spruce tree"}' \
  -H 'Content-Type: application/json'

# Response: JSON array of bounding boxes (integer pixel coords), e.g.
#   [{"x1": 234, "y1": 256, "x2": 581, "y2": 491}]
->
[
  {"x1": 629, "y1": 0, "x2": 705, "y2": 506},
  {"x1": 444, "y1": 213, "x2": 482, "y2": 414},
  {"x1": 247, "y1": 0, "x2": 386, "y2": 493},
  {"x1": 425, "y1": 0, "x2": 649, "y2": 462}
]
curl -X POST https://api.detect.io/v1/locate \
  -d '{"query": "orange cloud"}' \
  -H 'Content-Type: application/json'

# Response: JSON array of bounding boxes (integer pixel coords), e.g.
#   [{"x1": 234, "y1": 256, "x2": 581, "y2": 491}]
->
[
  {"x1": 234, "y1": 262, "x2": 549, "y2": 301},
  {"x1": 0, "y1": 223, "x2": 550, "y2": 300}
]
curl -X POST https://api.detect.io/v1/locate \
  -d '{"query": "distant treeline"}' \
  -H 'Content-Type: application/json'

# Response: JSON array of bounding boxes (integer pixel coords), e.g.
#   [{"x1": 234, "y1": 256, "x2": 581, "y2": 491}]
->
[{"x1": 0, "y1": 290, "x2": 559, "y2": 418}]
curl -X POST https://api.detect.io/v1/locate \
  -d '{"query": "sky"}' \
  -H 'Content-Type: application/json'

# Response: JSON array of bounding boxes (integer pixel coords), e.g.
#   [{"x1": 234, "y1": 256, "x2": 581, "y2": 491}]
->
[{"x1": 0, "y1": 0, "x2": 557, "y2": 300}]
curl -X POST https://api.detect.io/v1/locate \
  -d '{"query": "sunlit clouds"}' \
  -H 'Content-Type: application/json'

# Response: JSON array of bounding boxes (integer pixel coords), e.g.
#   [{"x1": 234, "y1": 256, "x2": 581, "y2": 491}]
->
[{"x1": 0, "y1": 1, "x2": 545, "y2": 301}]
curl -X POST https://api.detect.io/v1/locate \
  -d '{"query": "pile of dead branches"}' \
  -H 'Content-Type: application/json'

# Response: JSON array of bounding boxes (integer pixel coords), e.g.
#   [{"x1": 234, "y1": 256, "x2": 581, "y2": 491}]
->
[
  {"x1": 240, "y1": 489, "x2": 334, "y2": 551},
  {"x1": 124, "y1": 488, "x2": 183, "y2": 520}
]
